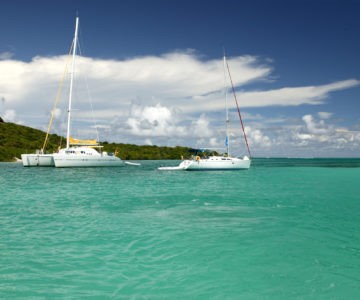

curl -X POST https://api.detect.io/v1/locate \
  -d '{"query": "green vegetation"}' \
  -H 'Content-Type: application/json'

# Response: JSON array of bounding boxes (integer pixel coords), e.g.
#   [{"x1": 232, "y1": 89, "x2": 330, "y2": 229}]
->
[
  {"x1": 0, "y1": 121, "x2": 65, "y2": 161},
  {"x1": 101, "y1": 142, "x2": 197, "y2": 160},
  {"x1": 0, "y1": 120, "x2": 217, "y2": 161}
]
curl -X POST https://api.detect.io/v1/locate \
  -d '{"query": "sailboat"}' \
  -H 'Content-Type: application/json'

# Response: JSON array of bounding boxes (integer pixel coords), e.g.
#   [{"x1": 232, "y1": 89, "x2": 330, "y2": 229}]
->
[
  {"x1": 52, "y1": 17, "x2": 124, "y2": 168},
  {"x1": 158, "y1": 54, "x2": 251, "y2": 171}
]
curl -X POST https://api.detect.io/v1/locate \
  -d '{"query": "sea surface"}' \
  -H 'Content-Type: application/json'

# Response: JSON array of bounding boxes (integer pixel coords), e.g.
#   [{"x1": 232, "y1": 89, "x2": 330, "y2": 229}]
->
[{"x1": 1, "y1": 158, "x2": 359, "y2": 299}]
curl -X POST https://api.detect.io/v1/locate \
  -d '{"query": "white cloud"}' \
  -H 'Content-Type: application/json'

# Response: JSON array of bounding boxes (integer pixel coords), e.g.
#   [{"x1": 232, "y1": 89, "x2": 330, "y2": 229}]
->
[
  {"x1": 145, "y1": 138, "x2": 153, "y2": 145},
  {"x1": 0, "y1": 50, "x2": 359, "y2": 156},
  {"x1": 242, "y1": 112, "x2": 263, "y2": 120},
  {"x1": 209, "y1": 138, "x2": 218, "y2": 146},
  {"x1": 91, "y1": 124, "x2": 110, "y2": 129},
  {"x1": 125, "y1": 103, "x2": 186, "y2": 137},
  {"x1": 296, "y1": 133, "x2": 313, "y2": 140},
  {"x1": 116, "y1": 103, "x2": 213, "y2": 142},
  {"x1": 0, "y1": 51, "x2": 14, "y2": 60},
  {"x1": 302, "y1": 114, "x2": 330, "y2": 134},
  {"x1": 3, "y1": 109, "x2": 16, "y2": 122},
  {"x1": 245, "y1": 126, "x2": 272, "y2": 148},
  {"x1": 225, "y1": 112, "x2": 360, "y2": 157},
  {"x1": 191, "y1": 114, "x2": 213, "y2": 138},
  {"x1": 231, "y1": 80, "x2": 359, "y2": 108},
  {"x1": 3, "y1": 51, "x2": 358, "y2": 126},
  {"x1": 318, "y1": 111, "x2": 333, "y2": 119},
  {"x1": 266, "y1": 114, "x2": 359, "y2": 156},
  {"x1": 180, "y1": 79, "x2": 360, "y2": 113},
  {"x1": 54, "y1": 108, "x2": 62, "y2": 119}
]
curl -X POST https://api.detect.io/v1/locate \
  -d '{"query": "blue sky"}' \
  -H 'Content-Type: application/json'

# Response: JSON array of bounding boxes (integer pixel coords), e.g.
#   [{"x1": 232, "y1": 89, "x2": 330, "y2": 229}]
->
[{"x1": 0, "y1": 0, "x2": 359, "y2": 157}]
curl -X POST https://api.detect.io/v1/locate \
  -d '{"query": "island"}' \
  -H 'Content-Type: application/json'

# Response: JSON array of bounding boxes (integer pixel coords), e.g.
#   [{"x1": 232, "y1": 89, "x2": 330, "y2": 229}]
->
[{"x1": 0, "y1": 119, "x2": 217, "y2": 162}]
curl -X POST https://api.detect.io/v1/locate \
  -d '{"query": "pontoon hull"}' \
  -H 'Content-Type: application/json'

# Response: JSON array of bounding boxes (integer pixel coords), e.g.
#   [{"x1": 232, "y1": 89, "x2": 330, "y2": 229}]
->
[
  {"x1": 21, "y1": 154, "x2": 55, "y2": 167},
  {"x1": 53, "y1": 155, "x2": 124, "y2": 167}
]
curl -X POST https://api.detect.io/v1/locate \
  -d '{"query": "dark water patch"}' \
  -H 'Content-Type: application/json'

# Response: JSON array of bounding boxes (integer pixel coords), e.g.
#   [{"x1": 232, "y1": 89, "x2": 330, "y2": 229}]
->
[{"x1": 252, "y1": 157, "x2": 360, "y2": 168}]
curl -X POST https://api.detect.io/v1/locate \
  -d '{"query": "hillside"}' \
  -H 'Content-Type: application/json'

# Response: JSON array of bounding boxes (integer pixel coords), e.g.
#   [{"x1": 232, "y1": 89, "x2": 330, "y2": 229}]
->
[
  {"x1": 0, "y1": 120, "x2": 214, "y2": 161},
  {"x1": 0, "y1": 120, "x2": 66, "y2": 161}
]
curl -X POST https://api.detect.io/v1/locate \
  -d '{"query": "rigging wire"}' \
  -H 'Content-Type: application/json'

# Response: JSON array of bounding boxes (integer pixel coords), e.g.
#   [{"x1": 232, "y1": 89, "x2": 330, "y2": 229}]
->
[
  {"x1": 223, "y1": 50, "x2": 230, "y2": 157},
  {"x1": 42, "y1": 41, "x2": 74, "y2": 152},
  {"x1": 225, "y1": 57, "x2": 252, "y2": 158},
  {"x1": 77, "y1": 32, "x2": 100, "y2": 143}
]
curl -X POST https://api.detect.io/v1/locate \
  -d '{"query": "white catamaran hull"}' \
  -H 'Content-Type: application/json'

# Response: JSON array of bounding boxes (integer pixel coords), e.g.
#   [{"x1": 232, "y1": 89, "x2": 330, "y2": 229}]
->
[
  {"x1": 53, "y1": 155, "x2": 124, "y2": 168},
  {"x1": 21, "y1": 154, "x2": 55, "y2": 167}
]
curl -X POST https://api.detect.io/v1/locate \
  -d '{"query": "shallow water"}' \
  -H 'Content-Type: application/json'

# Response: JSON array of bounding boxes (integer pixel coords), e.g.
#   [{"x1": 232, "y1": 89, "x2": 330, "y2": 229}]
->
[{"x1": 1, "y1": 159, "x2": 360, "y2": 298}]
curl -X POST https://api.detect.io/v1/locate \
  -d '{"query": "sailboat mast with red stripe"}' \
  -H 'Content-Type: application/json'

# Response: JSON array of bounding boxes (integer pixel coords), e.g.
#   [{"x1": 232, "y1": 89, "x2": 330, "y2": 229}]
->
[{"x1": 225, "y1": 56, "x2": 252, "y2": 158}]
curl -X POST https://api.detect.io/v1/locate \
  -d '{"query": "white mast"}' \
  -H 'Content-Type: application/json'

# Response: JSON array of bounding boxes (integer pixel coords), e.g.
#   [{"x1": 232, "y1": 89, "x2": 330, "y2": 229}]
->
[
  {"x1": 223, "y1": 54, "x2": 230, "y2": 156},
  {"x1": 66, "y1": 17, "x2": 79, "y2": 149}
]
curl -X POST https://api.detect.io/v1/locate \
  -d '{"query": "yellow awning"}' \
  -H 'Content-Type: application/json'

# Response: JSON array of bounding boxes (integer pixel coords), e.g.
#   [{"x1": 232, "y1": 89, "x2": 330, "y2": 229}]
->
[{"x1": 69, "y1": 136, "x2": 98, "y2": 145}]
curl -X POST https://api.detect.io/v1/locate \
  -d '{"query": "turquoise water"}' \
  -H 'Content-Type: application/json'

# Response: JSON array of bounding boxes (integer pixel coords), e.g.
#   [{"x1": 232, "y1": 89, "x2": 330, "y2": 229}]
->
[{"x1": 1, "y1": 159, "x2": 359, "y2": 299}]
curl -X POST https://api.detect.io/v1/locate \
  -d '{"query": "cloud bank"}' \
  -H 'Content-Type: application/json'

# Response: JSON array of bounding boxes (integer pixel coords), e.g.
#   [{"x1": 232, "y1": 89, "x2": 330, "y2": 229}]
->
[{"x1": 0, "y1": 50, "x2": 359, "y2": 156}]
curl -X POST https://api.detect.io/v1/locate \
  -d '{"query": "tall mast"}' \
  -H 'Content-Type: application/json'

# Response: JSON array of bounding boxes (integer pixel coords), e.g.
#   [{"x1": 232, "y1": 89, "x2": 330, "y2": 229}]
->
[
  {"x1": 223, "y1": 54, "x2": 230, "y2": 156},
  {"x1": 226, "y1": 55, "x2": 252, "y2": 158},
  {"x1": 66, "y1": 17, "x2": 79, "y2": 149}
]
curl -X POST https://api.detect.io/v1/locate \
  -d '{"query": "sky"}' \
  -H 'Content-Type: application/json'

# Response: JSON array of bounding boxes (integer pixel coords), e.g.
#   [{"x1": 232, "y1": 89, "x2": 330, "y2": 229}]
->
[{"x1": 0, "y1": 0, "x2": 360, "y2": 157}]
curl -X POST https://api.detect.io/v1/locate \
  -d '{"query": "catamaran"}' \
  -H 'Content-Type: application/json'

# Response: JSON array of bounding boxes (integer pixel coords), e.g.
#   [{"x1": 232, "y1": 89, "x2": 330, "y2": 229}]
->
[
  {"x1": 53, "y1": 138, "x2": 123, "y2": 168},
  {"x1": 53, "y1": 17, "x2": 123, "y2": 168},
  {"x1": 158, "y1": 54, "x2": 251, "y2": 171},
  {"x1": 22, "y1": 17, "x2": 123, "y2": 168}
]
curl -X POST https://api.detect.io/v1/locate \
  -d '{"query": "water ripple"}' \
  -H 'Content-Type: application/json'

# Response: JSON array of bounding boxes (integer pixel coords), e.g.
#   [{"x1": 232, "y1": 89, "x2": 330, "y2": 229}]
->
[{"x1": 1, "y1": 161, "x2": 359, "y2": 298}]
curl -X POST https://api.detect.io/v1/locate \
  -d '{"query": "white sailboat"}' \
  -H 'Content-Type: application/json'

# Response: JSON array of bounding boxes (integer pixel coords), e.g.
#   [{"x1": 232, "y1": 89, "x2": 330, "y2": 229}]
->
[
  {"x1": 180, "y1": 154, "x2": 250, "y2": 171},
  {"x1": 158, "y1": 54, "x2": 251, "y2": 171},
  {"x1": 53, "y1": 17, "x2": 124, "y2": 168}
]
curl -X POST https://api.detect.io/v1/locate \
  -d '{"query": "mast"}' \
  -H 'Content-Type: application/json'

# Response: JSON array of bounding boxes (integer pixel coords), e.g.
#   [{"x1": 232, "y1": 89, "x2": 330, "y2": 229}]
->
[
  {"x1": 226, "y1": 56, "x2": 252, "y2": 158},
  {"x1": 66, "y1": 17, "x2": 79, "y2": 149},
  {"x1": 223, "y1": 54, "x2": 230, "y2": 156}
]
